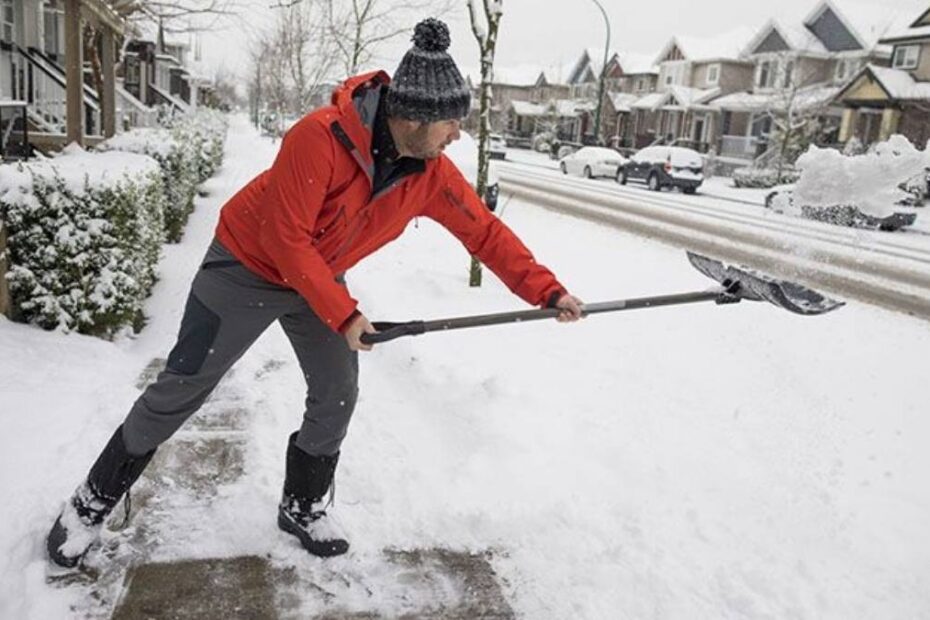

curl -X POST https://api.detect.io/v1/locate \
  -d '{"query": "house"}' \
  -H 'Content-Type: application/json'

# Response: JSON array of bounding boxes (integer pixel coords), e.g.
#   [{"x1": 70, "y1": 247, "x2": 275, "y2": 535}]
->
[
  {"x1": 712, "y1": 0, "x2": 903, "y2": 161},
  {"x1": 465, "y1": 67, "x2": 569, "y2": 137},
  {"x1": 0, "y1": 0, "x2": 143, "y2": 156},
  {"x1": 628, "y1": 30, "x2": 755, "y2": 151},
  {"x1": 833, "y1": 4, "x2": 930, "y2": 147}
]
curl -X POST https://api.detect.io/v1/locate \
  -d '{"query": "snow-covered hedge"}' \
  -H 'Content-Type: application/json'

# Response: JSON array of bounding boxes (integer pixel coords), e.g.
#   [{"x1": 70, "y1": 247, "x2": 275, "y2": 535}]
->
[
  {"x1": 96, "y1": 109, "x2": 227, "y2": 241},
  {"x1": 795, "y1": 135, "x2": 930, "y2": 218},
  {"x1": 0, "y1": 147, "x2": 166, "y2": 336},
  {"x1": 732, "y1": 166, "x2": 801, "y2": 189},
  {"x1": 96, "y1": 128, "x2": 197, "y2": 243},
  {"x1": 164, "y1": 108, "x2": 228, "y2": 183}
]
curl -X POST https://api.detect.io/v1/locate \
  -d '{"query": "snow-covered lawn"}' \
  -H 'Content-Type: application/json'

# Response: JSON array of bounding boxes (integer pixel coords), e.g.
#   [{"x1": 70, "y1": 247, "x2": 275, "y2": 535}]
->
[{"x1": 2, "y1": 117, "x2": 928, "y2": 619}]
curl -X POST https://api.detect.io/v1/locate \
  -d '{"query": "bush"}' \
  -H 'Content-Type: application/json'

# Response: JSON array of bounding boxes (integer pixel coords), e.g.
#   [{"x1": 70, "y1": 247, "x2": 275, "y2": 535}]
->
[
  {"x1": 97, "y1": 109, "x2": 228, "y2": 242},
  {"x1": 0, "y1": 148, "x2": 166, "y2": 336},
  {"x1": 732, "y1": 166, "x2": 801, "y2": 189}
]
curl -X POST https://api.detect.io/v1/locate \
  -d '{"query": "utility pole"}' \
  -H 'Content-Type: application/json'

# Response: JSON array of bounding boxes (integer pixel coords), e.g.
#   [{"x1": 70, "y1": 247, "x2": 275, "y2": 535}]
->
[{"x1": 590, "y1": 0, "x2": 611, "y2": 145}]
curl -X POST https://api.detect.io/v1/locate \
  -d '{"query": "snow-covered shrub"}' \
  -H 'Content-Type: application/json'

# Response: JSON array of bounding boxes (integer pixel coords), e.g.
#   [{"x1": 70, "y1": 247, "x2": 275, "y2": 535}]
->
[
  {"x1": 97, "y1": 128, "x2": 199, "y2": 242},
  {"x1": 732, "y1": 166, "x2": 801, "y2": 188},
  {"x1": 163, "y1": 109, "x2": 228, "y2": 183},
  {"x1": 0, "y1": 147, "x2": 166, "y2": 336},
  {"x1": 794, "y1": 135, "x2": 930, "y2": 218}
]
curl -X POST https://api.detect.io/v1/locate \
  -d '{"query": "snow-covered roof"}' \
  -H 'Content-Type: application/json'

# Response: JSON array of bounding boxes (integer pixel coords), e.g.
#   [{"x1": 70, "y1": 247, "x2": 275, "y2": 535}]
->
[
  {"x1": 632, "y1": 92, "x2": 669, "y2": 110},
  {"x1": 880, "y1": 1, "x2": 930, "y2": 42},
  {"x1": 608, "y1": 93, "x2": 641, "y2": 113},
  {"x1": 546, "y1": 99, "x2": 595, "y2": 117},
  {"x1": 857, "y1": 64, "x2": 930, "y2": 100},
  {"x1": 668, "y1": 85, "x2": 721, "y2": 107},
  {"x1": 657, "y1": 27, "x2": 756, "y2": 64},
  {"x1": 712, "y1": 83, "x2": 843, "y2": 112},
  {"x1": 617, "y1": 51, "x2": 659, "y2": 75},
  {"x1": 743, "y1": 19, "x2": 829, "y2": 56},
  {"x1": 510, "y1": 100, "x2": 548, "y2": 117}
]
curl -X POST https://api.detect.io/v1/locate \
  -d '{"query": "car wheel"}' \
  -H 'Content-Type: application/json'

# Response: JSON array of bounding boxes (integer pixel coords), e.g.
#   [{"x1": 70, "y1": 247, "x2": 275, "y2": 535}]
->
[
  {"x1": 560, "y1": 162, "x2": 567, "y2": 175},
  {"x1": 617, "y1": 168, "x2": 628, "y2": 185},
  {"x1": 584, "y1": 166, "x2": 593, "y2": 179},
  {"x1": 683, "y1": 187, "x2": 696, "y2": 195},
  {"x1": 648, "y1": 173, "x2": 661, "y2": 191}
]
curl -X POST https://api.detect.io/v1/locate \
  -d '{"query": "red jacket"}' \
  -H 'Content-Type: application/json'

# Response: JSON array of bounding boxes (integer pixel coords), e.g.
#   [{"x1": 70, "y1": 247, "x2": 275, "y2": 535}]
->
[{"x1": 216, "y1": 71, "x2": 566, "y2": 332}]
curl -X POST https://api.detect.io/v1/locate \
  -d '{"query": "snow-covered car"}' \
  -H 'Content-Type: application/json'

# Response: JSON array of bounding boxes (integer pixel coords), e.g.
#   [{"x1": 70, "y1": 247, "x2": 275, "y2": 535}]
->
[
  {"x1": 489, "y1": 133, "x2": 507, "y2": 160},
  {"x1": 619, "y1": 146, "x2": 704, "y2": 194},
  {"x1": 559, "y1": 146, "x2": 627, "y2": 179},
  {"x1": 765, "y1": 184, "x2": 917, "y2": 232},
  {"x1": 444, "y1": 130, "x2": 501, "y2": 211},
  {"x1": 762, "y1": 137, "x2": 927, "y2": 232}
]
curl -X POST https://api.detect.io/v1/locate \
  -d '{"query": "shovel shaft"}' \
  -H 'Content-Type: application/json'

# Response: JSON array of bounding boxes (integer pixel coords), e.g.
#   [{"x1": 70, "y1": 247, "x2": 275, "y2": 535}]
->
[{"x1": 361, "y1": 288, "x2": 726, "y2": 345}]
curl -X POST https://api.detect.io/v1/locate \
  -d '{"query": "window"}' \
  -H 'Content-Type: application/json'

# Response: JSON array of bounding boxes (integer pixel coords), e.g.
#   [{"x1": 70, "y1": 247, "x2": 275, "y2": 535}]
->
[
  {"x1": 636, "y1": 77, "x2": 646, "y2": 92},
  {"x1": 834, "y1": 58, "x2": 859, "y2": 82},
  {"x1": 892, "y1": 45, "x2": 920, "y2": 70},
  {"x1": 757, "y1": 60, "x2": 774, "y2": 88},
  {"x1": 783, "y1": 60, "x2": 794, "y2": 87},
  {"x1": 706, "y1": 64, "x2": 720, "y2": 86},
  {"x1": 2, "y1": 0, "x2": 14, "y2": 42},
  {"x1": 750, "y1": 113, "x2": 773, "y2": 138}
]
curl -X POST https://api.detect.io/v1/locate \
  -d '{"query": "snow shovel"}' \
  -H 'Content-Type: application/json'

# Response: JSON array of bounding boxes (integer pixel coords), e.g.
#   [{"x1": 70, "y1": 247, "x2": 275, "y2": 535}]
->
[{"x1": 360, "y1": 252, "x2": 844, "y2": 345}]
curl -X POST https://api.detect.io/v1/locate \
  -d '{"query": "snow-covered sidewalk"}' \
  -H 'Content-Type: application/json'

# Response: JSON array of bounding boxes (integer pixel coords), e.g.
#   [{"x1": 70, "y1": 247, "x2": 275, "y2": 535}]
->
[{"x1": 2, "y1": 116, "x2": 929, "y2": 619}]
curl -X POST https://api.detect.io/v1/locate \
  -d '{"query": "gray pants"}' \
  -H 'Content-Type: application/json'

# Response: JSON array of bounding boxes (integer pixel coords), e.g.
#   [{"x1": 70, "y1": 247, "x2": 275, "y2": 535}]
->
[{"x1": 121, "y1": 239, "x2": 358, "y2": 457}]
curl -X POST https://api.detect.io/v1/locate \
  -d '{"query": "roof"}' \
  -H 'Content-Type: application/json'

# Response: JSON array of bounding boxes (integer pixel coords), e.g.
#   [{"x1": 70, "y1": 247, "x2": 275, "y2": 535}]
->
[
  {"x1": 608, "y1": 93, "x2": 641, "y2": 113},
  {"x1": 743, "y1": 19, "x2": 830, "y2": 56},
  {"x1": 712, "y1": 83, "x2": 843, "y2": 112},
  {"x1": 668, "y1": 85, "x2": 721, "y2": 106},
  {"x1": 617, "y1": 51, "x2": 659, "y2": 75},
  {"x1": 822, "y1": 0, "x2": 925, "y2": 48},
  {"x1": 880, "y1": 0, "x2": 930, "y2": 42},
  {"x1": 510, "y1": 101, "x2": 548, "y2": 116},
  {"x1": 858, "y1": 64, "x2": 930, "y2": 100},
  {"x1": 656, "y1": 27, "x2": 756, "y2": 65},
  {"x1": 632, "y1": 92, "x2": 669, "y2": 110}
]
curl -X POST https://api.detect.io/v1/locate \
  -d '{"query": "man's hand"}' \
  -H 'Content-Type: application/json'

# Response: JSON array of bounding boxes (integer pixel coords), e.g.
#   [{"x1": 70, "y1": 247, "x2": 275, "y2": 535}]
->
[
  {"x1": 554, "y1": 294, "x2": 584, "y2": 323},
  {"x1": 344, "y1": 313, "x2": 378, "y2": 351}
]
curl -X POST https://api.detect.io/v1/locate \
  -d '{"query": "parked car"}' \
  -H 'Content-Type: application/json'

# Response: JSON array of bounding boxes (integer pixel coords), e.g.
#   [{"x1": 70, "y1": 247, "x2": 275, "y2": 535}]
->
[
  {"x1": 559, "y1": 146, "x2": 627, "y2": 179},
  {"x1": 765, "y1": 184, "x2": 917, "y2": 232},
  {"x1": 489, "y1": 133, "x2": 507, "y2": 160},
  {"x1": 619, "y1": 146, "x2": 704, "y2": 194}
]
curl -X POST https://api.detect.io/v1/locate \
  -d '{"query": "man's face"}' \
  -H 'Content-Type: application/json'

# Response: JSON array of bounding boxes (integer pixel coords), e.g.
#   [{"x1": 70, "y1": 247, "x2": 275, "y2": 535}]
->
[{"x1": 401, "y1": 119, "x2": 462, "y2": 159}]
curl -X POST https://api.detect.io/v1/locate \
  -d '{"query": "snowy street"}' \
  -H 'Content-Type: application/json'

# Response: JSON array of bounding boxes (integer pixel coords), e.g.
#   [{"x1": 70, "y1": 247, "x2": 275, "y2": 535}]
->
[
  {"x1": 2, "y1": 117, "x2": 929, "y2": 619},
  {"x1": 495, "y1": 151, "x2": 930, "y2": 320}
]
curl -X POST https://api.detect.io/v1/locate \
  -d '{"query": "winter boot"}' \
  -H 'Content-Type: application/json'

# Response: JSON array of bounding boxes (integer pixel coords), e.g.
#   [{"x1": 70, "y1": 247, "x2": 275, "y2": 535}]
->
[
  {"x1": 46, "y1": 426, "x2": 155, "y2": 568},
  {"x1": 277, "y1": 432, "x2": 349, "y2": 557}
]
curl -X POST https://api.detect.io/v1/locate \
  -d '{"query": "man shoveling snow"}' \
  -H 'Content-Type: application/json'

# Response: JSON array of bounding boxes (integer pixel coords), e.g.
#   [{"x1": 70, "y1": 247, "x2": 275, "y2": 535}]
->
[{"x1": 46, "y1": 18, "x2": 583, "y2": 568}]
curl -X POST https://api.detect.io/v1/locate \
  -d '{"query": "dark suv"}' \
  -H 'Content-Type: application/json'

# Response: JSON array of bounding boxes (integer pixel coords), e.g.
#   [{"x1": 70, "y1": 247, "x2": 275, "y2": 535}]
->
[{"x1": 619, "y1": 145, "x2": 705, "y2": 194}]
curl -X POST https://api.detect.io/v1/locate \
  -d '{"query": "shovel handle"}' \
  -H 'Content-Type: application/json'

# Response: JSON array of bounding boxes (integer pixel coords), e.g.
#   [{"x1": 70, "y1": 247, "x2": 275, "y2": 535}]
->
[{"x1": 361, "y1": 321, "x2": 427, "y2": 345}]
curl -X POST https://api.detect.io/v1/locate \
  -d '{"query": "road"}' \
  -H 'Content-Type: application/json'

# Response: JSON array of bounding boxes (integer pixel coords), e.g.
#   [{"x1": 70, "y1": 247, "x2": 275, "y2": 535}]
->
[{"x1": 496, "y1": 151, "x2": 930, "y2": 321}]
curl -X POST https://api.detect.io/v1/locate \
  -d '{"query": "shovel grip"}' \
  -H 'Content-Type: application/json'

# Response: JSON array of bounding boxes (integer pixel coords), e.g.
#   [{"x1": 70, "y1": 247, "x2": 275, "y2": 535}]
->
[{"x1": 360, "y1": 321, "x2": 427, "y2": 345}]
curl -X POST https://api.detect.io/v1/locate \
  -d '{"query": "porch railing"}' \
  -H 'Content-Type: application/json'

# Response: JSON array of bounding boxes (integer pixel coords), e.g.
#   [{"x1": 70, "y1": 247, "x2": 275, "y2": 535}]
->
[
  {"x1": 719, "y1": 135, "x2": 761, "y2": 159},
  {"x1": 15, "y1": 44, "x2": 100, "y2": 136}
]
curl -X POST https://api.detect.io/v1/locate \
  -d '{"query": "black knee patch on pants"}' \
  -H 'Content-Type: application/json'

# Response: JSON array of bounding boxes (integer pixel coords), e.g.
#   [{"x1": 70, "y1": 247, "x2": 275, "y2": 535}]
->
[{"x1": 167, "y1": 294, "x2": 221, "y2": 375}]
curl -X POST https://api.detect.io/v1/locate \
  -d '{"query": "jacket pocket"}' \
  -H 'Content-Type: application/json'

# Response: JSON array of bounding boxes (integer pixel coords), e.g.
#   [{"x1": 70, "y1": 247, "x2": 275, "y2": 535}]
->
[{"x1": 166, "y1": 294, "x2": 221, "y2": 375}]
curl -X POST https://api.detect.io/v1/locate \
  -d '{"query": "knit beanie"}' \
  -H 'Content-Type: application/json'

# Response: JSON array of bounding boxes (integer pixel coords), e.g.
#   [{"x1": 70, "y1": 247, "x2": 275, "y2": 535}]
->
[{"x1": 385, "y1": 18, "x2": 471, "y2": 123}]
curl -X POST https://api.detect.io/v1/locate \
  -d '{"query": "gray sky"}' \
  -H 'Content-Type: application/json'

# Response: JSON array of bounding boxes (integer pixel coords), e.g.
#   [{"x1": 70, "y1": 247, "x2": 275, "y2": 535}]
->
[{"x1": 199, "y1": 0, "x2": 924, "y2": 82}]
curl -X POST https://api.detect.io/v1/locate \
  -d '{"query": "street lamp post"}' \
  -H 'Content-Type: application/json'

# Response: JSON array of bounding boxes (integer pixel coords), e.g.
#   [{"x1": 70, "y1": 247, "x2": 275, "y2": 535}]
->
[{"x1": 590, "y1": 0, "x2": 611, "y2": 145}]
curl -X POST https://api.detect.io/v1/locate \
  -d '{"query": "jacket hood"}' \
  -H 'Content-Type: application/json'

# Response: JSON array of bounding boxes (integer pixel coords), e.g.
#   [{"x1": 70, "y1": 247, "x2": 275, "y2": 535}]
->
[{"x1": 329, "y1": 71, "x2": 392, "y2": 169}]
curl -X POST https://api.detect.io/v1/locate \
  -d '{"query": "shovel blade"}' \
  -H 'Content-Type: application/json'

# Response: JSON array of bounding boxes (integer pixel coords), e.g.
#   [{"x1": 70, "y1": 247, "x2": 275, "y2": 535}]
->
[{"x1": 687, "y1": 252, "x2": 845, "y2": 316}]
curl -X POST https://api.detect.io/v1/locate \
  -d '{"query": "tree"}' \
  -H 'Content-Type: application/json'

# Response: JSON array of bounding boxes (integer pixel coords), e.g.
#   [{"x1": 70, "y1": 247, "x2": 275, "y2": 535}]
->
[
  {"x1": 466, "y1": 0, "x2": 502, "y2": 288},
  {"x1": 325, "y1": 0, "x2": 454, "y2": 75}
]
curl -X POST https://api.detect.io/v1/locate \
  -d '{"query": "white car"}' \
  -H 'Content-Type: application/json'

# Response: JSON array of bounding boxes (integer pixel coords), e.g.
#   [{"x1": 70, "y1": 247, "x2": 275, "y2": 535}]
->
[
  {"x1": 559, "y1": 146, "x2": 627, "y2": 179},
  {"x1": 489, "y1": 133, "x2": 507, "y2": 160}
]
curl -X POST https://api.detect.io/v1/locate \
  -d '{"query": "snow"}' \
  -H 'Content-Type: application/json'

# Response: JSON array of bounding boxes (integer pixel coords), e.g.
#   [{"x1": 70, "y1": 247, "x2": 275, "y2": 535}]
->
[
  {"x1": 795, "y1": 134, "x2": 930, "y2": 217},
  {"x1": 865, "y1": 64, "x2": 930, "y2": 101},
  {"x1": 0, "y1": 145, "x2": 159, "y2": 198},
  {"x1": 2, "y1": 116, "x2": 930, "y2": 618},
  {"x1": 661, "y1": 27, "x2": 758, "y2": 64},
  {"x1": 712, "y1": 84, "x2": 843, "y2": 113}
]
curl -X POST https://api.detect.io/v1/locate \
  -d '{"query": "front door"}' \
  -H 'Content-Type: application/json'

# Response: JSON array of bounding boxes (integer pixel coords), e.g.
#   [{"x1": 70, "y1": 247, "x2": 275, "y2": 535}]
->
[{"x1": 693, "y1": 117, "x2": 705, "y2": 146}]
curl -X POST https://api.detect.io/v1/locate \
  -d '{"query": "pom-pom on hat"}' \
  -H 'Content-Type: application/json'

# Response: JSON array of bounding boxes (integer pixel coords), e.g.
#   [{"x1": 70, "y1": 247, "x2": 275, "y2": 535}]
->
[{"x1": 385, "y1": 18, "x2": 471, "y2": 123}]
